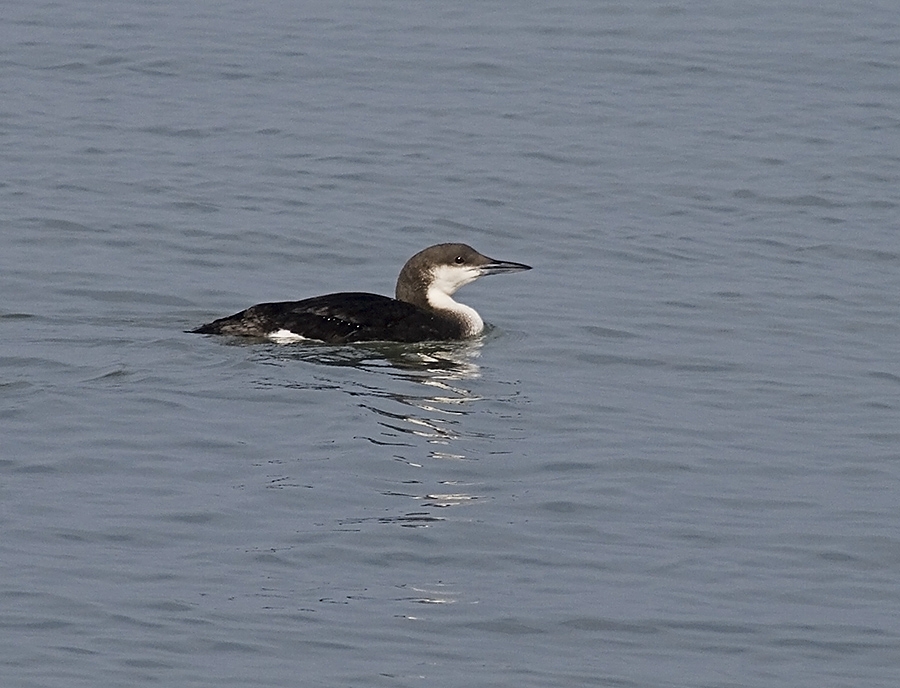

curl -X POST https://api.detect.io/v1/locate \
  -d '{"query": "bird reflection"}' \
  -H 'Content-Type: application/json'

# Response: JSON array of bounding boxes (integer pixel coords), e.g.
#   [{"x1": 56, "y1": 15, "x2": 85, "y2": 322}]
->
[{"x1": 253, "y1": 336, "x2": 503, "y2": 528}]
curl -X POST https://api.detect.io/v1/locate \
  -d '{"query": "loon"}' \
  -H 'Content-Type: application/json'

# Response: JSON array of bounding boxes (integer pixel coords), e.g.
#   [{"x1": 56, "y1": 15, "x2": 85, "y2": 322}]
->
[{"x1": 191, "y1": 243, "x2": 531, "y2": 343}]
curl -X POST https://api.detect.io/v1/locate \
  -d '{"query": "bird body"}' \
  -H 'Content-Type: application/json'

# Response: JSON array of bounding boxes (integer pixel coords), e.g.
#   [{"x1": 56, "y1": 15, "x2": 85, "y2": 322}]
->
[{"x1": 192, "y1": 243, "x2": 531, "y2": 344}]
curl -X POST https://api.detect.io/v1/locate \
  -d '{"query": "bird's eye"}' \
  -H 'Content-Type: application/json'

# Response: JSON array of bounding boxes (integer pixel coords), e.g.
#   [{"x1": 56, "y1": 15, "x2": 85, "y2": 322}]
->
[{"x1": 454, "y1": 255, "x2": 465, "y2": 264}]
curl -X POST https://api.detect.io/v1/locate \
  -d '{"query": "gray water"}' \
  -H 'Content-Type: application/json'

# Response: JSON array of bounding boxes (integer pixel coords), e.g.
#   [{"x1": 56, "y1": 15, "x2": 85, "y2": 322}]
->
[{"x1": 3, "y1": 1, "x2": 900, "y2": 686}]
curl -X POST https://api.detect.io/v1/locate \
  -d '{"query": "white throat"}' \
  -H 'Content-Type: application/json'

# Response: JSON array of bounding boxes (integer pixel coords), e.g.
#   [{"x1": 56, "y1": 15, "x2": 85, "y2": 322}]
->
[
  {"x1": 426, "y1": 288, "x2": 484, "y2": 336},
  {"x1": 422, "y1": 264, "x2": 486, "y2": 336}
]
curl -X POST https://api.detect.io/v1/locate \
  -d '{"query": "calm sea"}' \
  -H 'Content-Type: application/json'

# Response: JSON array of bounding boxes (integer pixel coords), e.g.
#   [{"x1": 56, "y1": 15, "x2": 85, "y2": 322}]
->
[{"x1": 3, "y1": 1, "x2": 900, "y2": 686}]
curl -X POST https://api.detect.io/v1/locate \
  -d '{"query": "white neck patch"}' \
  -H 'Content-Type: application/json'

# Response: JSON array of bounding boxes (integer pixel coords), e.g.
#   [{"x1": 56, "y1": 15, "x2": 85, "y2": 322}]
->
[{"x1": 426, "y1": 288, "x2": 484, "y2": 337}]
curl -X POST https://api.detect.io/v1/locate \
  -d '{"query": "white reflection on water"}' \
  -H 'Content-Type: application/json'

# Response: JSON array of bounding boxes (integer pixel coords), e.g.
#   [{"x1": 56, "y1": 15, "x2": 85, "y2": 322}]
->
[{"x1": 248, "y1": 337, "x2": 508, "y2": 527}]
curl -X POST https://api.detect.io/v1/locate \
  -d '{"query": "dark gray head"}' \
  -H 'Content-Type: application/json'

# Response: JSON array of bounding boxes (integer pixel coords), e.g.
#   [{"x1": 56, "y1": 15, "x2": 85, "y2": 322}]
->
[{"x1": 395, "y1": 243, "x2": 531, "y2": 310}]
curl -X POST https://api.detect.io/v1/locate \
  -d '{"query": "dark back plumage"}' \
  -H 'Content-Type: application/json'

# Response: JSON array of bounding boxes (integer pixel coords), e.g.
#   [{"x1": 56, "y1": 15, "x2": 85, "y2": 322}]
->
[{"x1": 192, "y1": 293, "x2": 466, "y2": 343}]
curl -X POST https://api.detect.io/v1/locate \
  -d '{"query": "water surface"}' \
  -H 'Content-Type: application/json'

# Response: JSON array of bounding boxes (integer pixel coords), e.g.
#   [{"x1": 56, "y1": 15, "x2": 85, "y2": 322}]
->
[{"x1": 3, "y1": 1, "x2": 900, "y2": 686}]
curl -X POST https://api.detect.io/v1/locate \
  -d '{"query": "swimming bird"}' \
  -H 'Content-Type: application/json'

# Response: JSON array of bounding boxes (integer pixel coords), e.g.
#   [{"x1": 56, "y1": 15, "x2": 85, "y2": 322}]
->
[{"x1": 191, "y1": 243, "x2": 531, "y2": 343}]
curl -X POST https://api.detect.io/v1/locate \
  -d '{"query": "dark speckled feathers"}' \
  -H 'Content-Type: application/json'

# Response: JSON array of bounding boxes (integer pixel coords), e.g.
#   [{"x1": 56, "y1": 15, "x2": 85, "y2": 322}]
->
[{"x1": 192, "y1": 292, "x2": 465, "y2": 343}]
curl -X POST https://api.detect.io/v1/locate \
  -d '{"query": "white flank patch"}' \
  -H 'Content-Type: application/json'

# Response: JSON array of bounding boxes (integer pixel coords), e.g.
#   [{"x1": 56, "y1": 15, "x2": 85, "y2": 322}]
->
[{"x1": 267, "y1": 329, "x2": 308, "y2": 343}]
